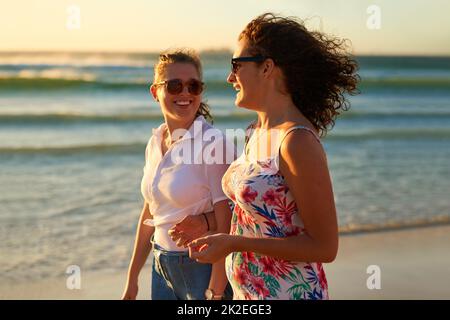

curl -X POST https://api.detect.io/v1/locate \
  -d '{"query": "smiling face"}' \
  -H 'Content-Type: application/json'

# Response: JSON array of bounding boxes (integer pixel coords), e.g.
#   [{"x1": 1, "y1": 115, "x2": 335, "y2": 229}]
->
[
  {"x1": 227, "y1": 39, "x2": 265, "y2": 111},
  {"x1": 151, "y1": 62, "x2": 202, "y2": 123}
]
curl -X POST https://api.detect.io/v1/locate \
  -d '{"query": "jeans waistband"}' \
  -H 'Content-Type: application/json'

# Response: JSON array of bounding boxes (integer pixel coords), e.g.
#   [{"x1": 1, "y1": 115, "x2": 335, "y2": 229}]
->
[{"x1": 151, "y1": 235, "x2": 189, "y2": 257}]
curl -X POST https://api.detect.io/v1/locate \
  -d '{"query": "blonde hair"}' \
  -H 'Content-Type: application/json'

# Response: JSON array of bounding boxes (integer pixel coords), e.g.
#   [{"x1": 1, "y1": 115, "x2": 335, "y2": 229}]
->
[{"x1": 153, "y1": 48, "x2": 213, "y2": 123}]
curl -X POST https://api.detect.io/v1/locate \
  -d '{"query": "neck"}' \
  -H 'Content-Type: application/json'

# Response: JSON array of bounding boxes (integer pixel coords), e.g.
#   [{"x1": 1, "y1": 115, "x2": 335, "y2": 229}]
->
[
  {"x1": 255, "y1": 93, "x2": 300, "y2": 129},
  {"x1": 163, "y1": 115, "x2": 197, "y2": 142}
]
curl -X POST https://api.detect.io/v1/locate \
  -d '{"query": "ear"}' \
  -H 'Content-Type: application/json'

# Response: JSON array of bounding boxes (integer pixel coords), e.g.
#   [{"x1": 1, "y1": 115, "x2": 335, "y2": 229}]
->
[
  {"x1": 150, "y1": 84, "x2": 159, "y2": 101},
  {"x1": 262, "y1": 58, "x2": 275, "y2": 78}
]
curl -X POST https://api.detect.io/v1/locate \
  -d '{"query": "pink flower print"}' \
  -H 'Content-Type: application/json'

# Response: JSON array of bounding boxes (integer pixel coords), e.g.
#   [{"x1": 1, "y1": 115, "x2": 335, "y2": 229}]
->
[
  {"x1": 234, "y1": 266, "x2": 249, "y2": 286},
  {"x1": 274, "y1": 259, "x2": 296, "y2": 278},
  {"x1": 249, "y1": 276, "x2": 270, "y2": 298},
  {"x1": 259, "y1": 256, "x2": 278, "y2": 277},
  {"x1": 239, "y1": 185, "x2": 258, "y2": 203},
  {"x1": 317, "y1": 263, "x2": 328, "y2": 290},
  {"x1": 274, "y1": 199, "x2": 297, "y2": 226},
  {"x1": 242, "y1": 251, "x2": 257, "y2": 264},
  {"x1": 261, "y1": 189, "x2": 281, "y2": 206},
  {"x1": 235, "y1": 204, "x2": 255, "y2": 229}
]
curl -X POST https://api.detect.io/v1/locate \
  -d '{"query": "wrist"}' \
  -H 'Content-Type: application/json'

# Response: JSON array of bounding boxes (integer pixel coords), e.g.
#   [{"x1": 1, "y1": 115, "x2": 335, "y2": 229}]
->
[
  {"x1": 228, "y1": 235, "x2": 240, "y2": 253},
  {"x1": 127, "y1": 270, "x2": 139, "y2": 283},
  {"x1": 205, "y1": 288, "x2": 224, "y2": 300},
  {"x1": 127, "y1": 276, "x2": 138, "y2": 286}
]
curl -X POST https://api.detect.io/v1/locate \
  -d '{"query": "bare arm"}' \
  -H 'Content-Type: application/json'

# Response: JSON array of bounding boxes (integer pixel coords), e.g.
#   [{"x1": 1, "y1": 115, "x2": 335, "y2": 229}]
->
[
  {"x1": 205, "y1": 200, "x2": 232, "y2": 297},
  {"x1": 232, "y1": 130, "x2": 338, "y2": 261},
  {"x1": 189, "y1": 130, "x2": 338, "y2": 263},
  {"x1": 168, "y1": 211, "x2": 217, "y2": 247},
  {"x1": 122, "y1": 201, "x2": 155, "y2": 299}
]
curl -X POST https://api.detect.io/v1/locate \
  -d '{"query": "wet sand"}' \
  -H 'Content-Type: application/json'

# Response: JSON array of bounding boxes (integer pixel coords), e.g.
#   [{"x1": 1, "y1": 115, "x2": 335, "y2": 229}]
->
[{"x1": 2, "y1": 225, "x2": 450, "y2": 300}]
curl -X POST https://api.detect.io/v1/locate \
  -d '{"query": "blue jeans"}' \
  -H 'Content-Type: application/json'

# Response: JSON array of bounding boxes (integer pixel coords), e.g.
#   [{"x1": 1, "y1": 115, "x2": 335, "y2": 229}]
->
[
  {"x1": 151, "y1": 243, "x2": 211, "y2": 300},
  {"x1": 152, "y1": 243, "x2": 234, "y2": 300}
]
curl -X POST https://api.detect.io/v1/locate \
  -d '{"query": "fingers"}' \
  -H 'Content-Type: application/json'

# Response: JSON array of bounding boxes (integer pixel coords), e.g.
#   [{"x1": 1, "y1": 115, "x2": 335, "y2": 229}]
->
[
  {"x1": 168, "y1": 226, "x2": 180, "y2": 236},
  {"x1": 168, "y1": 228, "x2": 185, "y2": 243},
  {"x1": 189, "y1": 245, "x2": 210, "y2": 262},
  {"x1": 187, "y1": 236, "x2": 210, "y2": 248},
  {"x1": 169, "y1": 228, "x2": 193, "y2": 247},
  {"x1": 169, "y1": 233, "x2": 181, "y2": 243},
  {"x1": 176, "y1": 237, "x2": 192, "y2": 248}
]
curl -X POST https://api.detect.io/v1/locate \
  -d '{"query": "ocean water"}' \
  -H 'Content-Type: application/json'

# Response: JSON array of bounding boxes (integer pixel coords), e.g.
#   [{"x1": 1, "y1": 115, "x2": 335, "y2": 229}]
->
[{"x1": 0, "y1": 52, "x2": 449, "y2": 283}]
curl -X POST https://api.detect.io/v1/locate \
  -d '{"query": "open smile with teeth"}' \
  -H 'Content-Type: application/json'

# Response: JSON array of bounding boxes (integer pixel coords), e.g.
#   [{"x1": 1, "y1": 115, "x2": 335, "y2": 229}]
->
[{"x1": 174, "y1": 100, "x2": 193, "y2": 107}]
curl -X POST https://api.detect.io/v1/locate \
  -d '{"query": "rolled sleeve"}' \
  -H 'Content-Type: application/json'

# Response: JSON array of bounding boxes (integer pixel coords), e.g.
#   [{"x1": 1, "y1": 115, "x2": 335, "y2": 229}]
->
[{"x1": 204, "y1": 135, "x2": 236, "y2": 204}]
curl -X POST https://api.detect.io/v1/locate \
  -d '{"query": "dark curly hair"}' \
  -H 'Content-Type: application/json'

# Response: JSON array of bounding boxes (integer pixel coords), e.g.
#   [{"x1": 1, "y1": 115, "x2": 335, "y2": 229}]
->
[
  {"x1": 153, "y1": 48, "x2": 213, "y2": 123},
  {"x1": 239, "y1": 13, "x2": 359, "y2": 136}
]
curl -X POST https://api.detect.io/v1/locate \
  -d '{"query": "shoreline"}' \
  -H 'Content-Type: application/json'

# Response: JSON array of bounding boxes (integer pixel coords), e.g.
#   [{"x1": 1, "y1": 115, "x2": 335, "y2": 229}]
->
[
  {"x1": 338, "y1": 218, "x2": 450, "y2": 236},
  {"x1": 1, "y1": 224, "x2": 450, "y2": 300}
]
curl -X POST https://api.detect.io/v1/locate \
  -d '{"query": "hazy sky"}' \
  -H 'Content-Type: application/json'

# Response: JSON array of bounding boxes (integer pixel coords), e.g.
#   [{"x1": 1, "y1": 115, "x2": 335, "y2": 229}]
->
[{"x1": 1, "y1": 0, "x2": 450, "y2": 55}]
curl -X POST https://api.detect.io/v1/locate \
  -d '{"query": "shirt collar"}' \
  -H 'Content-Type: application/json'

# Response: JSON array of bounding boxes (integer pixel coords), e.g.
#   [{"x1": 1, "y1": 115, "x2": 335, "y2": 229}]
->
[{"x1": 152, "y1": 115, "x2": 206, "y2": 143}]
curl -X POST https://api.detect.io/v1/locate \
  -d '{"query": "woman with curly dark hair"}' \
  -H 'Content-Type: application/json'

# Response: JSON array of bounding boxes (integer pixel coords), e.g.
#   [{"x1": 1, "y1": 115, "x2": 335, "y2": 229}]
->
[{"x1": 188, "y1": 13, "x2": 359, "y2": 300}]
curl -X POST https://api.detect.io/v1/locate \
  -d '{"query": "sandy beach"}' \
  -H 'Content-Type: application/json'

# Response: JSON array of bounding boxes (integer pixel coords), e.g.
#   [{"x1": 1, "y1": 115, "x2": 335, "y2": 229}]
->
[{"x1": 2, "y1": 224, "x2": 449, "y2": 300}]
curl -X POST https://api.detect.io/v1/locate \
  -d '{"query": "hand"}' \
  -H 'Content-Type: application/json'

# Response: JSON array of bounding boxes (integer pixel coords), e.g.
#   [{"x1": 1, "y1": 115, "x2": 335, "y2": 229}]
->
[
  {"x1": 121, "y1": 280, "x2": 138, "y2": 300},
  {"x1": 168, "y1": 214, "x2": 208, "y2": 248},
  {"x1": 187, "y1": 233, "x2": 234, "y2": 264}
]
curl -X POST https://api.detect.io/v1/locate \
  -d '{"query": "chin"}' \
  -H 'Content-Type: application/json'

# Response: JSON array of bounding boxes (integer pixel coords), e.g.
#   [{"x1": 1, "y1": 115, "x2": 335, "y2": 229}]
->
[
  {"x1": 235, "y1": 99, "x2": 258, "y2": 111},
  {"x1": 174, "y1": 106, "x2": 197, "y2": 117},
  {"x1": 167, "y1": 111, "x2": 194, "y2": 123},
  {"x1": 234, "y1": 97, "x2": 246, "y2": 109}
]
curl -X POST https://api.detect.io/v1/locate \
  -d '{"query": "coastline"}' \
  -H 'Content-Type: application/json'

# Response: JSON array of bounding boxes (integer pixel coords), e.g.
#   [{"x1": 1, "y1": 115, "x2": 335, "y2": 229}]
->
[{"x1": 2, "y1": 224, "x2": 450, "y2": 300}]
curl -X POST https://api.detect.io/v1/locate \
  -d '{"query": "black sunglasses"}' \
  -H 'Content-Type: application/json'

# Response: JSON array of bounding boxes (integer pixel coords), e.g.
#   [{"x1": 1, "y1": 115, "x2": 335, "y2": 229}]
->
[
  {"x1": 231, "y1": 56, "x2": 267, "y2": 74},
  {"x1": 153, "y1": 78, "x2": 204, "y2": 95}
]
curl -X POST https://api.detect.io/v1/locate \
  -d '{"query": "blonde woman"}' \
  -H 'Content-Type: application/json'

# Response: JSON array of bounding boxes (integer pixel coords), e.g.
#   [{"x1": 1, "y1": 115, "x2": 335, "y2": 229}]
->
[{"x1": 122, "y1": 49, "x2": 234, "y2": 300}]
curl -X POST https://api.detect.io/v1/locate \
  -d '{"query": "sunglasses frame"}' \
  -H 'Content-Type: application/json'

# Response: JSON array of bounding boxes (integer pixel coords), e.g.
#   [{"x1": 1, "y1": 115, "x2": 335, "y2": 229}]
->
[
  {"x1": 231, "y1": 55, "x2": 267, "y2": 74},
  {"x1": 153, "y1": 78, "x2": 204, "y2": 95}
]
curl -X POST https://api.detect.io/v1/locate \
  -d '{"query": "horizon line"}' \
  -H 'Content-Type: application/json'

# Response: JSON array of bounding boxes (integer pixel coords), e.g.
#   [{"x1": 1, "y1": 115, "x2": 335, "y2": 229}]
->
[{"x1": 0, "y1": 49, "x2": 450, "y2": 58}]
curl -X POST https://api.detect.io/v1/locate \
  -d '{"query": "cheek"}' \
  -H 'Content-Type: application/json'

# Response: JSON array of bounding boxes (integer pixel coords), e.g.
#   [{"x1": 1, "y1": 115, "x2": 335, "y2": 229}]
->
[
  {"x1": 159, "y1": 96, "x2": 175, "y2": 113},
  {"x1": 193, "y1": 96, "x2": 203, "y2": 109},
  {"x1": 161, "y1": 95, "x2": 172, "y2": 107},
  {"x1": 240, "y1": 80, "x2": 255, "y2": 97}
]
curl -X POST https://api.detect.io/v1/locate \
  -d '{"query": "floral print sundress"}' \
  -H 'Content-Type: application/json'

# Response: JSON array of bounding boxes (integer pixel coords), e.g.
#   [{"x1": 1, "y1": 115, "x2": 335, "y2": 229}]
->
[{"x1": 222, "y1": 124, "x2": 329, "y2": 300}]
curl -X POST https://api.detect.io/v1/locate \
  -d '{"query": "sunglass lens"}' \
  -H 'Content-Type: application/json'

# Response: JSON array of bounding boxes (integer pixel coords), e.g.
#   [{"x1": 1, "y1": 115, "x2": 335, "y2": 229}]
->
[
  {"x1": 166, "y1": 79, "x2": 183, "y2": 95},
  {"x1": 231, "y1": 61, "x2": 238, "y2": 74},
  {"x1": 188, "y1": 80, "x2": 203, "y2": 95}
]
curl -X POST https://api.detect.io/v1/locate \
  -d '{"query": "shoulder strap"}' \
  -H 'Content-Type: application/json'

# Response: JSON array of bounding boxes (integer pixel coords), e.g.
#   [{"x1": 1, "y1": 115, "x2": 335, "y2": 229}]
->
[
  {"x1": 278, "y1": 125, "x2": 321, "y2": 152},
  {"x1": 244, "y1": 120, "x2": 257, "y2": 155}
]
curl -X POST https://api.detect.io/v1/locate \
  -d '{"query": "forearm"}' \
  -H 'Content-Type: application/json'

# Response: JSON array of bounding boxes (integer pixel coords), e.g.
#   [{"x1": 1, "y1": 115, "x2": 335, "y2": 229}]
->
[
  {"x1": 208, "y1": 200, "x2": 231, "y2": 234},
  {"x1": 204, "y1": 211, "x2": 217, "y2": 232},
  {"x1": 230, "y1": 233, "x2": 337, "y2": 263},
  {"x1": 208, "y1": 258, "x2": 229, "y2": 296},
  {"x1": 207, "y1": 200, "x2": 232, "y2": 294},
  {"x1": 127, "y1": 204, "x2": 155, "y2": 281}
]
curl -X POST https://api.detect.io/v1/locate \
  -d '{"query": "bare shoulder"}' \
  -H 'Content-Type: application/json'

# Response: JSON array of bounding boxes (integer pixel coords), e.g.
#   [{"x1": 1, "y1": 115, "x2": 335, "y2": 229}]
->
[{"x1": 279, "y1": 127, "x2": 327, "y2": 175}]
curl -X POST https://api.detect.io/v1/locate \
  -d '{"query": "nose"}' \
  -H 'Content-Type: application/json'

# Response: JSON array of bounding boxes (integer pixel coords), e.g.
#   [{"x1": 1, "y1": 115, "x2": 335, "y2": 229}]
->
[
  {"x1": 180, "y1": 83, "x2": 191, "y2": 95},
  {"x1": 227, "y1": 72, "x2": 236, "y2": 84}
]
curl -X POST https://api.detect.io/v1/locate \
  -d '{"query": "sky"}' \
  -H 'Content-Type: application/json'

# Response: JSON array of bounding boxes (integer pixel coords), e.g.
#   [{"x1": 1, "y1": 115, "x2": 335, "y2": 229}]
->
[{"x1": 1, "y1": 0, "x2": 450, "y2": 55}]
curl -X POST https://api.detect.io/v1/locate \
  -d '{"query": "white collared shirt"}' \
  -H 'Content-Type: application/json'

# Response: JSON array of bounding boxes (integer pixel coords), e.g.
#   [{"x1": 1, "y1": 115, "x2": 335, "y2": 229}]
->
[{"x1": 140, "y1": 116, "x2": 236, "y2": 251}]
